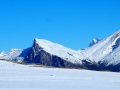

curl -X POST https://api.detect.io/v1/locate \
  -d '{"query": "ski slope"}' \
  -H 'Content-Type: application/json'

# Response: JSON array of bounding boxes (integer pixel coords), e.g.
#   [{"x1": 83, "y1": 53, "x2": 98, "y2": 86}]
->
[{"x1": 0, "y1": 60, "x2": 120, "y2": 90}]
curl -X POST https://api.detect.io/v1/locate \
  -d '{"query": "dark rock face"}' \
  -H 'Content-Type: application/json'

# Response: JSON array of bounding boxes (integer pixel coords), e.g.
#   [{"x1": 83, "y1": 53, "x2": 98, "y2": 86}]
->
[
  {"x1": 24, "y1": 47, "x2": 83, "y2": 68},
  {"x1": 19, "y1": 48, "x2": 31, "y2": 57},
  {"x1": 23, "y1": 40, "x2": 101, "y2": 70},
  {"x1": 98, "y1": 61, "x2": 120, "y2": 72},
  {"x1": 82, "y1": 60, "x2": 102, "y2": 71},
  {"x1": 89, "y1": 38, "x2": 101, "y2": 47},
  {"x1": 107, "y1": 64, "x2": 120, "y2": 72},
  {"x1": 24, "y1": 40, "x2": 82, "y2": 68},
  {"x1": 112, "y1": 38, "x2": 120, "y2": 50},
  {"x1": 24, "y1": 39, "x2": 120, "y2": 72}
]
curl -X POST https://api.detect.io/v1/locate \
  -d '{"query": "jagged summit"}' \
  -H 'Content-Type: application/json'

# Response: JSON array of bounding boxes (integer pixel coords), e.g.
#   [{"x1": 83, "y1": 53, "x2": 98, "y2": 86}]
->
[{"x1": 89, "y1": 38, "x2": 101, "y2": 47}]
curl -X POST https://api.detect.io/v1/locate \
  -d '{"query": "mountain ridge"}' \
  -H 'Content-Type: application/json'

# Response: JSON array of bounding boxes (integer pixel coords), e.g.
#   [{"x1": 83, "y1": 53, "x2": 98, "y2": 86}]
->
[{"x1": 1, "y1": 30, "x2": 120, "y2": 71}]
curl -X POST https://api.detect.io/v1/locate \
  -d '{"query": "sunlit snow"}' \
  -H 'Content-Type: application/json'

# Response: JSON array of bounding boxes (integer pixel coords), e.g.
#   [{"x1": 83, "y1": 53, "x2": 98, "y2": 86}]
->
[
  {"x1": 35, "y1": 38, "x2": 85, "y2": 64},
  {"x1": 0, "y1": 60, "x2": 120, "y2": 90}
]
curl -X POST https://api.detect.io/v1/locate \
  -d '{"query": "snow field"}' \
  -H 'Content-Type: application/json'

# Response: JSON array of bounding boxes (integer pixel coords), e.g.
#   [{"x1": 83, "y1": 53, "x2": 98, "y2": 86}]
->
[{"x1": 0, "y1": 60, "x2": 120, "y2": 90}]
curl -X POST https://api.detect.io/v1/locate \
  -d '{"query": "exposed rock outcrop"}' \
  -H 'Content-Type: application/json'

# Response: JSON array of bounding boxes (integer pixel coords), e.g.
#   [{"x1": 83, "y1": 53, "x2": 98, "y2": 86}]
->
[{"x1": 24, "y1": 39, "x2": 101, "y2": 70}]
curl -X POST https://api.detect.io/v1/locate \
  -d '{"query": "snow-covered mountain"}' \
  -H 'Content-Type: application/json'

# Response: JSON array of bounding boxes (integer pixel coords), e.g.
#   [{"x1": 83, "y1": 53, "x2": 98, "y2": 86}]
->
[
  {"x1": 83, "y1": 30, "x2": 120, "y2": 71},
  {"x1": 33, "y1": 38, "x2": 85, "y2": 64},
  {"x1": 0, "y1": 49, "x2": 22, "y2": 60},
  {"x1": 24, "y1": 38, "x2": 100, "y2": 70},
  {"x1": 0, "y1": 48, "x2": 30, "y2": 63},
  {"x1": 83, "y1": 30, "x2": 120, "y2": 61},
  {"x1": 1, "y1": 30, "x2": 120, "y2": 71}
]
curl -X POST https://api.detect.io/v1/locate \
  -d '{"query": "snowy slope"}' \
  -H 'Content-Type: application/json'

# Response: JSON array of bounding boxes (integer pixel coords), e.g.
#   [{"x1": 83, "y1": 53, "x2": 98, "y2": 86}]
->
[
  {"x1": 0, "y1": 48, "x2": 30, "y2": 62},
  {"x1": 0, "y1": 49, "x2": 22, "y2": 60},
  {"x1": 100, "y1": 46, "x2": 120, "y2": 66},
  {"x1": 35, "y1": 38, "x2": 86, "y2": 64},
  {"x1": 83, "y1": 30, "x2": 120, "y2": 63},
  {"x1": 0, "y1": 60, "x2": 120, "y2": 90}
]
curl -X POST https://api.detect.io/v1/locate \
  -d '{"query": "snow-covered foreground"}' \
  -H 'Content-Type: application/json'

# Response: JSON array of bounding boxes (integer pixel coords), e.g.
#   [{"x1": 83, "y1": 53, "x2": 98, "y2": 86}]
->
[{"x1": 0, "y1": 60, "x2": 120, "y2": 90}]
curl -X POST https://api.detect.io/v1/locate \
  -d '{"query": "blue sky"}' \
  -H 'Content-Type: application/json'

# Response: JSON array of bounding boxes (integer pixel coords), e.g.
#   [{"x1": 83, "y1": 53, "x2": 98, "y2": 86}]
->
[{"x1": 0, "y1": 0, "x2": 120, "y2": 51}]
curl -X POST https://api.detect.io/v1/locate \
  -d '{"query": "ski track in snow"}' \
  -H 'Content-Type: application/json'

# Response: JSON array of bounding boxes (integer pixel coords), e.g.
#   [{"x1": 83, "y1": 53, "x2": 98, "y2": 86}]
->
[{"x1": 0, "y1": 60, "x2": 120, "y2": 90}]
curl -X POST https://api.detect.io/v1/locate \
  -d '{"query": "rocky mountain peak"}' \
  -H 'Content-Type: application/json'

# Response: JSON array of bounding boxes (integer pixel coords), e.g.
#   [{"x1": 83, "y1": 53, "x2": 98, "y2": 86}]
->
[{"x1": 89, "y1": 38, "x2": 101, "y2": 47}]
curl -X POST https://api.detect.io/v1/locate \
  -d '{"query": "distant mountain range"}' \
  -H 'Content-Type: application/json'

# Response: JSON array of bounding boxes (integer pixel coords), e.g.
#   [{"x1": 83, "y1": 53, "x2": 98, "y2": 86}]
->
[{"x1": 1, "y1": 30, "x2": 120, "y2": 72}]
